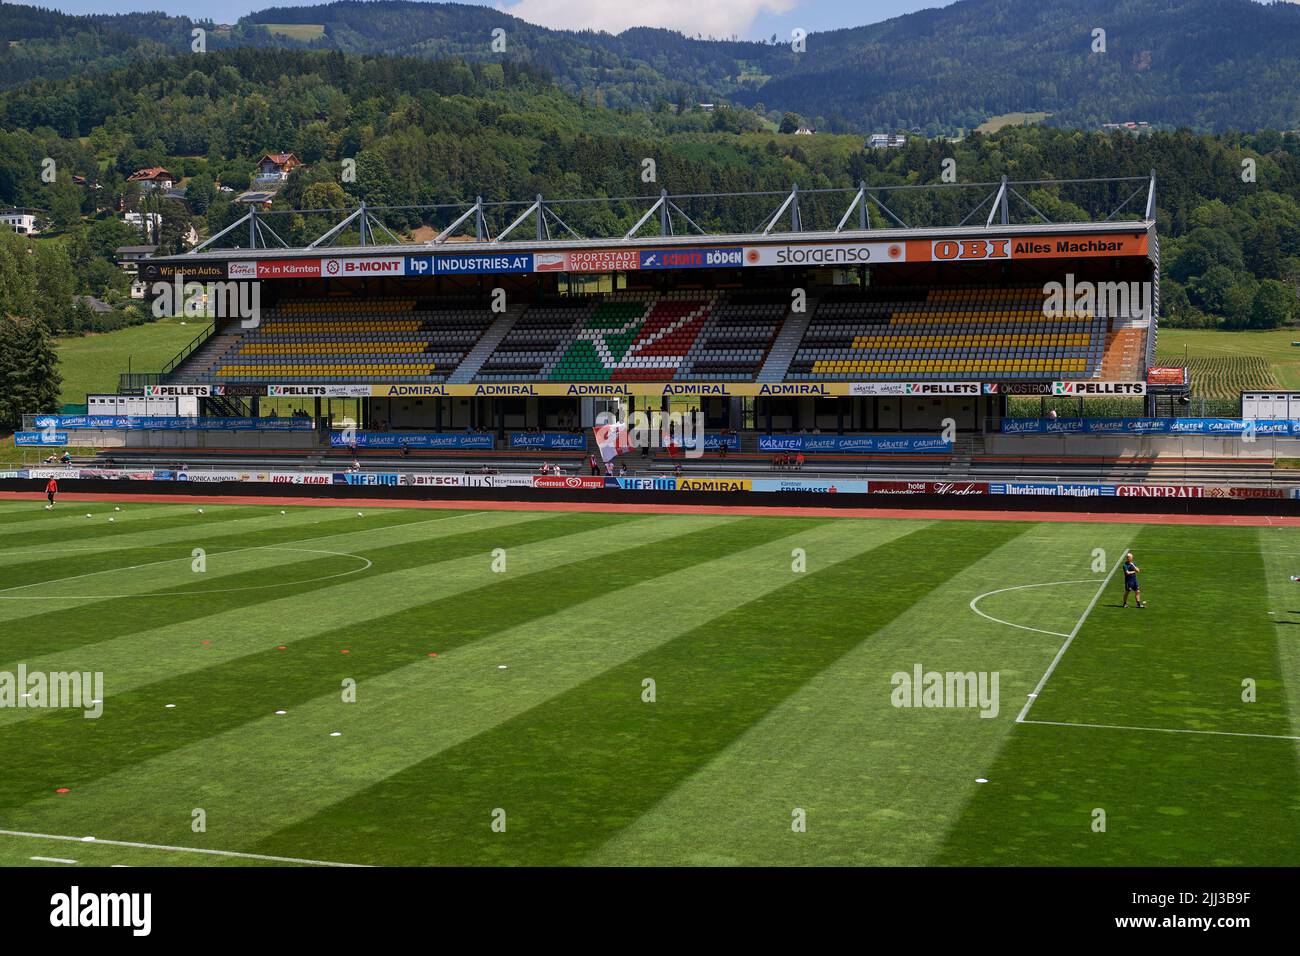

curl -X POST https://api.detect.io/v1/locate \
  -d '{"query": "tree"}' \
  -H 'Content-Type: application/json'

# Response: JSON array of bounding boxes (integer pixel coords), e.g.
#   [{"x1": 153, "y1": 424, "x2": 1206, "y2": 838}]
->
[
  {"x1": 778, "y1": 112, "x2": 800, "y2": 134},
  {"x1": 1249, "y1": 279, "x2": 1297, "y2": 329},
  {"x1": 0, "y1": 315, "x2": 62, "y2": 429}
]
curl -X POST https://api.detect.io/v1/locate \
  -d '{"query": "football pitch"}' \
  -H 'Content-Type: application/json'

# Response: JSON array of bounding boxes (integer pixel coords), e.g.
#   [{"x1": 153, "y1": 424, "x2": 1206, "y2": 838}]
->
[{"x1": 0, "y1": 498, "x2": 1297, "y2": 867}]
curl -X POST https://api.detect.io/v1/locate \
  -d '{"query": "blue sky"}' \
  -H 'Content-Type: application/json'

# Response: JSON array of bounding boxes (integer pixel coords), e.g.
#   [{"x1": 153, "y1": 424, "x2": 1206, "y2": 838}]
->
[{"x1": 35, "y1": 0, "x2": 954, "y2": 39}]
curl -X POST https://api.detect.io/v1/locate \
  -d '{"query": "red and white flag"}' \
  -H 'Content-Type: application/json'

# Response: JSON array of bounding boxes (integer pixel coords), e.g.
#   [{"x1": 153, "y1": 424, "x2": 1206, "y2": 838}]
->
[{"x1": 593, "y1": 421, "x2": 635, "y2": 463}]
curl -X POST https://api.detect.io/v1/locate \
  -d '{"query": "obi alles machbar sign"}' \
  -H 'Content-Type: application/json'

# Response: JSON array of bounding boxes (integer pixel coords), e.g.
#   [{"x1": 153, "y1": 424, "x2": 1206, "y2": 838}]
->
[{"x1": 207, "y1": 231, "x2": 1148, "y2": 279}]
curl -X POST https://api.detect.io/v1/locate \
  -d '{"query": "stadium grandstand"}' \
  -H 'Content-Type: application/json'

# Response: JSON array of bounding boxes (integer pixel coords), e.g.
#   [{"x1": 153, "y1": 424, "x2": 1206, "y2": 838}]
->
[{"x1": 29, "y1": 173, "x2": 1295, "y2": 495}]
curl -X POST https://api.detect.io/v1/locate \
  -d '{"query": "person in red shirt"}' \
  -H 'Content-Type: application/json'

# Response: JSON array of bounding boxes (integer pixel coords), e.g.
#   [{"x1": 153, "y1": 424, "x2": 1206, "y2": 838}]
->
[{"x1": 45, "y1": 478, "x2": 58, "y2": 507}]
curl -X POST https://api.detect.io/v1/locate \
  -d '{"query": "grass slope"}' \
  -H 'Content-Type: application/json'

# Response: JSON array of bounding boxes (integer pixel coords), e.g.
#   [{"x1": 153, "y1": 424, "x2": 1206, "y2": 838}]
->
[
  {"x1": 54, "y1": 318, "x2": 200, "y2": 406},
  {"x1": 0, "y1": 501, "x2": 1295, "y2": 866}
]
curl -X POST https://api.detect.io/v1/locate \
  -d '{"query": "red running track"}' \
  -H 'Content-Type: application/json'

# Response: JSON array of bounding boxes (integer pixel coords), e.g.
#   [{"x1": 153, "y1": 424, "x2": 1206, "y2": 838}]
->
[{"x1": 4, "y1": 490, "x2": 1299, "y2": 527}]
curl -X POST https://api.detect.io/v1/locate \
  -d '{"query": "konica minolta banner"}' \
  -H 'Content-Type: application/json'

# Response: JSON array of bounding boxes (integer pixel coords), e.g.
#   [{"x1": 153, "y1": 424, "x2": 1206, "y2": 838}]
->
[
  {"x1": 330, "y1": 432, "x2": 495, "y2": 449},
  {"x1": 758, "y1": 434, "x2": 952, "y2": 453},
  {"x1": 1001, "y1": 418, "x2": 1300, "y2": 436}
]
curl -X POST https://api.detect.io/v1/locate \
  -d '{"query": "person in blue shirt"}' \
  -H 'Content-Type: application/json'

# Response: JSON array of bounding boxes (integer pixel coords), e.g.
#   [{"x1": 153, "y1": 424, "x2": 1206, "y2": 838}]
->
[{"x1": 1121, "y1": 552, "x2": 1145, "y2": 608}]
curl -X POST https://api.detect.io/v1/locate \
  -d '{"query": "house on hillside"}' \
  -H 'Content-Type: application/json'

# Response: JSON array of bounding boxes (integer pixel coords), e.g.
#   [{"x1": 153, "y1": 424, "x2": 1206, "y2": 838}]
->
[
  {"x1": 127, "y1": 167, "x2": 174, "y2": 190},
  {"x1": 867, "y1": 133, "x2": 907, "y2": 149},
  {"x1": 252, "y1": 152, "x2": 303, "y2": 187},
  {"x1": 795, "y1": 126, "x2": 815, "y2": 135},
  {"x1": 0, "y1": 207, "x2": 45, "y2": 235}
]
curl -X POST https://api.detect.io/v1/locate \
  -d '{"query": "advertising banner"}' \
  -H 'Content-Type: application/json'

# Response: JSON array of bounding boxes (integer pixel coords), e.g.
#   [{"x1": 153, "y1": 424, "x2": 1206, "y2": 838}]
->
[
  {"x1": 433, "y1": 253, "x2": 533, "y2": 275},
  {"x1": 1002, "y1": 418, "x2": 1300, "y2": 436},
  {"x1": 508, "y1": 432, "x2": 587, "y2": 450},
  {"x1": 532, "y1": 475, "x2": 605, "y2": 489},
  {"x1": 330, "y1": 432, "x2": 495, "y2": 449},
  {"x1": 912, "y1": 234, "x2": 1148, "y2": 263},
  {"x1": 333, "y1": 472, "x2": 400, "y2": 486},
  {"x1": 639, "y1": 247, "x2": 744, "y2": 270},
  {"x1": 15, "y1": 432, "x2": 68, "y2": 445},
  {"x1": 675, "y1": 477, "x2": 752, "y2": 492},
  {"x1": 320, "y1": 256, "x2": 407, "y2": 278},
  {"x1": 742, "y1": 242, "x2": 905, "y2": 267},
  {"x1": 868, "y1": 480, "x2": 989, "y2": 495},
  {"x1": 143, "y1": 385, "x2": 211, "y2": 398},
  {"x1": 758, "y1": 434, "x2": 952, "y2": 453},
  {"x1": 750, "y1": 478, "x2": 870, "y2": 494},
  {"x1": 269, "y1": 384, "x2": 371, "y2": 398},
  {"x1": 1114, "y1": 485, "x2": 1204, "y2": 497},
  {"x1": 990, "y1": 482, "x2": 1117, "y2": 497}
]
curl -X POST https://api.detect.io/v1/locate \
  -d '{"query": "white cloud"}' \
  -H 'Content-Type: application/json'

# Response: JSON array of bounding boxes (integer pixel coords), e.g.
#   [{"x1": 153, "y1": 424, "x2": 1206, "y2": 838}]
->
[{"x1": 500, "y1": 0, "x2": 799, "y2": 38}]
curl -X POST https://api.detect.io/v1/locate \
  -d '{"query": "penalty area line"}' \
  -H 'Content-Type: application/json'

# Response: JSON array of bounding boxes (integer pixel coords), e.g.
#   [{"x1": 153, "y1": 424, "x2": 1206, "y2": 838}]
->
[
  {"x1": 0, "y1": 829, "x2": 369, "y2": 867},
  {"x1": 1015, "y1": 551, "x2": 1126, "y2": 724},
  {"x1": 1018, "y1": 718, "x2": 1300, "y2": 742}
]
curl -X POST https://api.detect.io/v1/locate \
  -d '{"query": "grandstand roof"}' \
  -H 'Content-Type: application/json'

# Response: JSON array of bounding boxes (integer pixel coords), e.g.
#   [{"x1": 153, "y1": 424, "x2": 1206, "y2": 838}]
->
[{"x1": 154, "y1": 177, "x2": 1159, "y2": 267}]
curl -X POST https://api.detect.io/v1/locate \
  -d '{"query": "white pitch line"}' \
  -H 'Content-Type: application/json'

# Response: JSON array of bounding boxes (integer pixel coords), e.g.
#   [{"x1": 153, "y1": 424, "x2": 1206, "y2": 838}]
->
[
  {"x1": 30, "y1": 855, "x2": 77, "y2": 865},
  {"x1": 0, "y1": 829, "x2": 368, "y2": 867},
  {"x1": 1015, "y1": 551, "x2": 1126, "y2": 724},
  {"x1": 969, "y1": 579, "x2": 1097, "y2": 638},
  {"x1": 1019, "y1": 718, "x2": 1300, "y2": 742}
]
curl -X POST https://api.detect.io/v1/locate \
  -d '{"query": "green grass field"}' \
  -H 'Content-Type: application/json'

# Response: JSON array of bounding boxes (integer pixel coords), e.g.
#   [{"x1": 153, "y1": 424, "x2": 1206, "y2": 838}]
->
[
  {"x1": 0, "y1": 500, "x2": 1297, "y2": 867},
  {"x1": 54, "y1": 319, "x2": 201, "y2": 406},
  {"x1": 1157, "y1": 328, "x2": 1300, "y2": 395}
]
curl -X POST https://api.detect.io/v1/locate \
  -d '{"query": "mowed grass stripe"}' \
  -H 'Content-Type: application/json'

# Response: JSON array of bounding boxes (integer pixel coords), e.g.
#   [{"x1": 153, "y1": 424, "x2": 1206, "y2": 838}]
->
[
  {"x1": 6, "y1": 518, "x2": 908, "y2": 852},
  {"x1": 0, "y1": 512, "x2": 727, "y2": 728},
  {"x1": 1029, "y1": 525, "x2": 1290, "y2": 734},
  {"x1": 0, "y1": 504, "x2": 461, "y2": 595},
  {"x1": 1257, "y1": 527, "x2": 1300, "y2": 739},
  {"x1": 935, "y1": 524, "x2": 1300, "y2": 865},
  {"x1": 0, "y1": 513, "x2": 785, "y2": 813},
  {"x1": 0, "y1": 505, "x2": 274, "y2": 547},
  {"x1": 249, "y1": 519, "x2": 1023, "y2": 866},
  {"x1": 0, "y1": 510, "x2": 600, "y2": 663},
  {"x1": 586, "y1": 521, "x2": 1138, "y2": 866},
  {"x1": 0, "y1": 504, "x2": 395, "y2": 569}
]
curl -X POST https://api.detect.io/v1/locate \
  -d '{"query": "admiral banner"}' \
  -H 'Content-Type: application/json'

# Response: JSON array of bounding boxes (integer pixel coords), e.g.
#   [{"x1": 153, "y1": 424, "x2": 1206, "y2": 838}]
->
[
  {"x1": 368, "y1": 381, "x2": 987, "y2": 398},
  {"x1": 676, "y1": 477, "x2": 751, "y2": 492}
]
